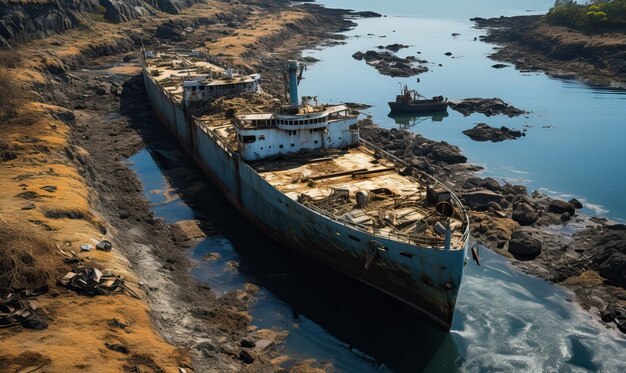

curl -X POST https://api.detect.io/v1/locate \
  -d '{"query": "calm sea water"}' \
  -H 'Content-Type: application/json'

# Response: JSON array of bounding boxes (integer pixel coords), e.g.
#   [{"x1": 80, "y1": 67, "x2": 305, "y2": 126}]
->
[
  {"x1": 129, "y1": 139, "x2": 626, "y2": 373},
  {"x1": 125, "y1": 1, "x2": 626, "y2": 371},
  {"x1": 299, "y1": 0, "x2": 626, "y2": 222}
]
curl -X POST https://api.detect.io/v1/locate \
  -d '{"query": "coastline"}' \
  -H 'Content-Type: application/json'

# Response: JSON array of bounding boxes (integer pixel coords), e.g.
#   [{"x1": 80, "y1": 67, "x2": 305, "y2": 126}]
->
[
  {"x1": 473, "y1": 15, "x2": 626, "y2": 88},
  {"x1": 1, "y1": 2, "x2": 625, "y2": 372},
  {"x1": 0, "y1": 1, "x2": 364, "y2": 371}
]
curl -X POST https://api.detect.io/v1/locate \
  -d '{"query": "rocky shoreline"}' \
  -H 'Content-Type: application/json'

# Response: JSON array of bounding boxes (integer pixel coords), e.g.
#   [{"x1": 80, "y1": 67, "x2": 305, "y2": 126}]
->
[
  {"x1": 473, "y1": 15, "x2": 626, "y2": 88},
  {"x1": 359, "y1": 121, "x2": 626, "y2": 334},
  {"x1": 2, "y1": 2, "x2": 626, "y2": 372}
]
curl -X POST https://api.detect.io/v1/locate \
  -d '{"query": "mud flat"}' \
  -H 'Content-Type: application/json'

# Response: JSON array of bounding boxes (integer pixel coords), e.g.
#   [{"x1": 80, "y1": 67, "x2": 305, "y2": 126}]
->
[
  {"x1": 473, "y1": 15, "x2": 626, "y2": 88},
  {"x1": 0, "y1": 1, "x2": 362, "y2": 371}
]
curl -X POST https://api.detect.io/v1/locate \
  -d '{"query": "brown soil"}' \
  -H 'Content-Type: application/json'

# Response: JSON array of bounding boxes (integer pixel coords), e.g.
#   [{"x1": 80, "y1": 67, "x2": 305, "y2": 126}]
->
[
  {"x1": 0, "y1": 0, "x2": 358, "y2": 372},
  {"x1": 474, "y1": 15, "x2": 626, "y2": 88}
]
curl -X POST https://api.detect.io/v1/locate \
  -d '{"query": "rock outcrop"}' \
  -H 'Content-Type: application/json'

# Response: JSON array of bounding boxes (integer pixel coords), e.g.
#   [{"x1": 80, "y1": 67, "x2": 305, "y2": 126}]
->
[
  {"x1": 508, "y1": 230, "x2": 542, "y2": 259},
  {"x1": 352, "y1": 50, "x2": 428, "y2": 77},
  {"x1": 0, "y1": 0, "x2": 205, "y2": 48},
  {"x1": 449, "y1": 98, "x2": 525, "y2": 117},
  {"x1": 463, "y1": 123, "x2": 524, "y2": 142}
]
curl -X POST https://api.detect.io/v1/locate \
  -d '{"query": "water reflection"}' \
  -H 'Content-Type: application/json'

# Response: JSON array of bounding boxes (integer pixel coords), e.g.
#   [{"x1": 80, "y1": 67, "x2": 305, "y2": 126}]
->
[
  {"x1": 388, "y1": 111, "x2": 449, "y2": 128},
  {"x1": 128, "y1": 123, "x2": 460, "y2": 372}
]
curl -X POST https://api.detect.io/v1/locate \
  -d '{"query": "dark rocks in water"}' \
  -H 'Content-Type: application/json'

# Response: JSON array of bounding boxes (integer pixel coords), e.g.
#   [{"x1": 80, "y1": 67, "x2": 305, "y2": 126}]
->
[
  {"x1": 301, "y1": 56, "x2": 320, "y2": 64},
  {"x1": 512, "y1": 202, "x2": 539, "y2": 226},
  {"x1": 548, "y1": 199, "x2": 576, "y2": 216},
  {"x1": 352, "y1": 50, "x2": 429, "y2": 77},
  {"x1": 444, "y1": 52, "x2": 453, "y2": 56},
  {"x1": 449, "y1": 98, "x2": 525, "y2": 117},
  {"x1": 451, "y1": 33, "x2": 461, "y2": 37},
  {"x1": 385, "y1": 43, "x2": 409, "y2": 52},
  {"x1": 463, "y1": 123, "x2": 523, "y2": 142},
  {"x1": 569, "y1": 198, "x2": 583, "y2": 209},
  {"x1": 492, "y1": 63, "x2": 509, "y2": 69},
  {"x1": 508, "y1": 230, "x2": 542, "y2": 259},
  {"x1": 352, "y1": 51, "x2": 365, "y2": 60},
  {"x1": 461, "y1": 190, "x2": 503, "y2": 211},
  {"x1": 350, "y1": 10, "x2": 382, "y2": 18}
]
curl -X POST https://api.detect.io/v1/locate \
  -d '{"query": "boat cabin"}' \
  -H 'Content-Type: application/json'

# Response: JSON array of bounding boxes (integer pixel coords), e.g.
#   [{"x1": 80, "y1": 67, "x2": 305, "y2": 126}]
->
[{"x1": 234, "y1": 102, "x2": 358, "y2": 162}]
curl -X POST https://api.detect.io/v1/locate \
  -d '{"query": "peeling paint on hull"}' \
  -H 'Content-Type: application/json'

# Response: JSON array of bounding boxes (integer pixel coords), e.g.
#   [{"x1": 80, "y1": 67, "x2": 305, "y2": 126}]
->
[{"x1": 142, "y1": 68, "x2": 469, "y2": 331}]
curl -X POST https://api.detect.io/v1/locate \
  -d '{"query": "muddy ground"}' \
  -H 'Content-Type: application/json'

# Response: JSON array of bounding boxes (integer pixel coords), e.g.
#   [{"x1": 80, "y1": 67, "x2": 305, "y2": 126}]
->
[
  {"x1": 0, "y1": 1, "x2": 366, "y2": 372},
  {"x1": 2, "y1": 2, "x2": 626, "y2": 372}
]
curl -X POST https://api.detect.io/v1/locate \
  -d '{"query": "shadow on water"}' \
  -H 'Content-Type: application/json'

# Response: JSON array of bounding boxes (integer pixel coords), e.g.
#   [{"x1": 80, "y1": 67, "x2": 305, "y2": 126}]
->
[
  {"x1": 121, "y1": 74, "x2": 461, "y2": 372},
  {"x1": 387, "y1": 111, "x2": 449, "y2": 128}
]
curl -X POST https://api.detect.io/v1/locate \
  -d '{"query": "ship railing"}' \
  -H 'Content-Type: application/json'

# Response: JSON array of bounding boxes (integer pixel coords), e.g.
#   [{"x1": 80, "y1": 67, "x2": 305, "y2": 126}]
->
[
  {"x1": 301, "y1": 201, "x2": 451, "y2": 248},
  {"x1": 358, "y1": 138, "x2": 471, "y2": 246}
]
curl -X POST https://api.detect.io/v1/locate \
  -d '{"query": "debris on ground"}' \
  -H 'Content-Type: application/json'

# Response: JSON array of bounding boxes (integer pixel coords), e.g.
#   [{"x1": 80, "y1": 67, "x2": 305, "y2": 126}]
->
[
  {"x1": 96, "y1": 240, "x2": 112, "y2": 252},
  {"x1": 59, "y1": 268, "x2": 139, "y2": 298},
  {"x1": 0, "y1": 286, "x2": 50, "y2": 329},
  {"x1": 105, "y1": 342, "x2": 129, "y2": 354}
]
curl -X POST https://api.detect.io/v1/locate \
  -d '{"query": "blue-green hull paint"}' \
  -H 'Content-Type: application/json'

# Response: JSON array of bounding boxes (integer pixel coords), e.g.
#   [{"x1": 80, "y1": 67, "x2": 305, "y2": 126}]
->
[{"x1": 142, "y1": 66, "x2": 468, "y2": 330}]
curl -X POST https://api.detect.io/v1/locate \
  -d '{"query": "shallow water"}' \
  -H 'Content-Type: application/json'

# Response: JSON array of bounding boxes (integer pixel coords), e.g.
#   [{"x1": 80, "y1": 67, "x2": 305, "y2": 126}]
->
[
  {"x1": 128, "y1": 142, "x2": 626, "y2": 372},
  {"x1": 299, "y1": 0, "x2": 626, "y2": 222},
  {"x1": 124, "y1": 1, "x2": 626, "y2": 370}
]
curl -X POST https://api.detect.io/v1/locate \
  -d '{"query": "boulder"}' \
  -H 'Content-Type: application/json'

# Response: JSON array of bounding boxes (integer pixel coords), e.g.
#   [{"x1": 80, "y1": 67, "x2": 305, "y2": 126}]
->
[
  {"x1": 548, "y1": 199, "x2": 576, "y2": 216},
  {"x1": 508, "y1": 230, "x2": 542, "y2": 259},
  {"x1": 462, "y1": 190, "x2": 503, "y2": 211},
  {"x1": 560, "y1": 212, "x2": 571, "y2": 222},
  {"x1": 462, "y1": 123, "x2": 523, "y2": 142},
  {"x1": 512, "y1": 202, "x2": 539, "y2": 226},
  {"x1": 352, "y1": 51, "x2": 365, "y2": 60},
  {"x1": 385, "y1": 43, "x2": 409, "y2": 52},
  {"x1": 569, "y1": 198, "x2": 583, "y2": 209},
  {"x1": 597, "y1": 253, "x2": 626, "y2": 288},
  {"x1": 429, "y1": 143, "x2": 467, "y2": 164},
  {"x1": 449, "y1": 98, "x2": 525, "y2": 117}
]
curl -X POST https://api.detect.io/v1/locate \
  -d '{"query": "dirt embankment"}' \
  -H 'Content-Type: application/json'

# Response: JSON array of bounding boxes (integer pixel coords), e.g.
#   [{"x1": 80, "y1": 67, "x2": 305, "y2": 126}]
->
[
  {"x1": 1, "y1": 1, "x2": 358, "y2": 372},
  {"x1": 359, "y1": 121, "x2": 626, "y2": 334},
  {"x1": 473, "y1": 15, "x2": 626, "y2": 88}
]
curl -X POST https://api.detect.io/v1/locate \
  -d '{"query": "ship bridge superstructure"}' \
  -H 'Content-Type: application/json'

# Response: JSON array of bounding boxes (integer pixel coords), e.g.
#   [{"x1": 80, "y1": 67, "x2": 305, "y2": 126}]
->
[{"x1": 142, "y1": 50, "x2": 261, "y2": 107}]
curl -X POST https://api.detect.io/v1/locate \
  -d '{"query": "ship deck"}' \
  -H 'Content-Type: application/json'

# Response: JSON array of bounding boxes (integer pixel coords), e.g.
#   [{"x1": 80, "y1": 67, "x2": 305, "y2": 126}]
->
[
  {"x1": 144, "y1": 52, "x2": 254, "y2": 103},
  {"x1": 252, "y1": 146, "x2": 467, "y2": 249}
]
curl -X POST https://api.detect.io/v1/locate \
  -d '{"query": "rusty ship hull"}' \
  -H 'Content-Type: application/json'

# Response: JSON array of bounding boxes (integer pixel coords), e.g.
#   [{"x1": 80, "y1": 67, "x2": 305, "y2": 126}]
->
[{"x1": 142, "y1": 57, "x2": 469, "y2": 330}]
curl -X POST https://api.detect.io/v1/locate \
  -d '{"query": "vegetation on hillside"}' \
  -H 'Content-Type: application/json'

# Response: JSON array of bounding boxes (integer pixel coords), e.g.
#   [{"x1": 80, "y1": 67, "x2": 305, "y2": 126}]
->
[{"x1": 546, "y1": 0, "x2": 626, "y2": 31}]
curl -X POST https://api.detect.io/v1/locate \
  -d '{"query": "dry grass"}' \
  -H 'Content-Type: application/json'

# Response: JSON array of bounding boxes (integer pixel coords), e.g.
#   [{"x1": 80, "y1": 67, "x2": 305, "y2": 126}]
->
[{"x1": 0, "y1": 218, "x2": 65, "y2": 290}]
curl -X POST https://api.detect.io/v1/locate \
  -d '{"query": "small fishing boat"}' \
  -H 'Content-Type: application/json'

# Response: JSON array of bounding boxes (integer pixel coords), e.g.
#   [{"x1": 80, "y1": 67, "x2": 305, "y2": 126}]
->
[{"x1": 388, "y1": 84, "x2": 448, "y2": 113}]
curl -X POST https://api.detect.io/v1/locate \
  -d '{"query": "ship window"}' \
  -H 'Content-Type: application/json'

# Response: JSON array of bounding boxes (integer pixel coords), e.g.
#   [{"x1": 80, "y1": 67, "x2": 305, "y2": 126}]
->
[
  {"x1": 259, "y1": 135, "x2": 265, "y2": 141},
  {"x1": 309, "y1": 129, "x2": 313, "y2": 134},
  {"x1": 400, "y1": 251, "x2": 414, "y2": 258},
  {"x1": 243, "y1": 135, "x2": 256, "y2": 144},
  {"x1": 314, "y1": 140, "x2": 318, "y2": 144},
  {"x1": 289, "y1": 120, "x2": 294, "y2": 126},
  {"x1": 199, "y1": 85, "x2": 205, "y2": 90},
  {"x1": 191, "y1": 86, "x2": 197, "y2": 91},
  {"x1": 279, "y1": 145, "x2": 283, "y2": 149},
  {"x1": 260, "y1": 147, "x2": 264, "y2": 150},
  {"x1": 290, "y1": 143, "x2": 295, "y2": 147}
]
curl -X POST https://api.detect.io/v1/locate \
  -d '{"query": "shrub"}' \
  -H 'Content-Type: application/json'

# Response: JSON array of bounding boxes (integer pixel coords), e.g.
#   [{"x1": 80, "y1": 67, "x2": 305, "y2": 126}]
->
[{"x1": 546, "y1": 0, "x2": 626, "y2": 31}]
